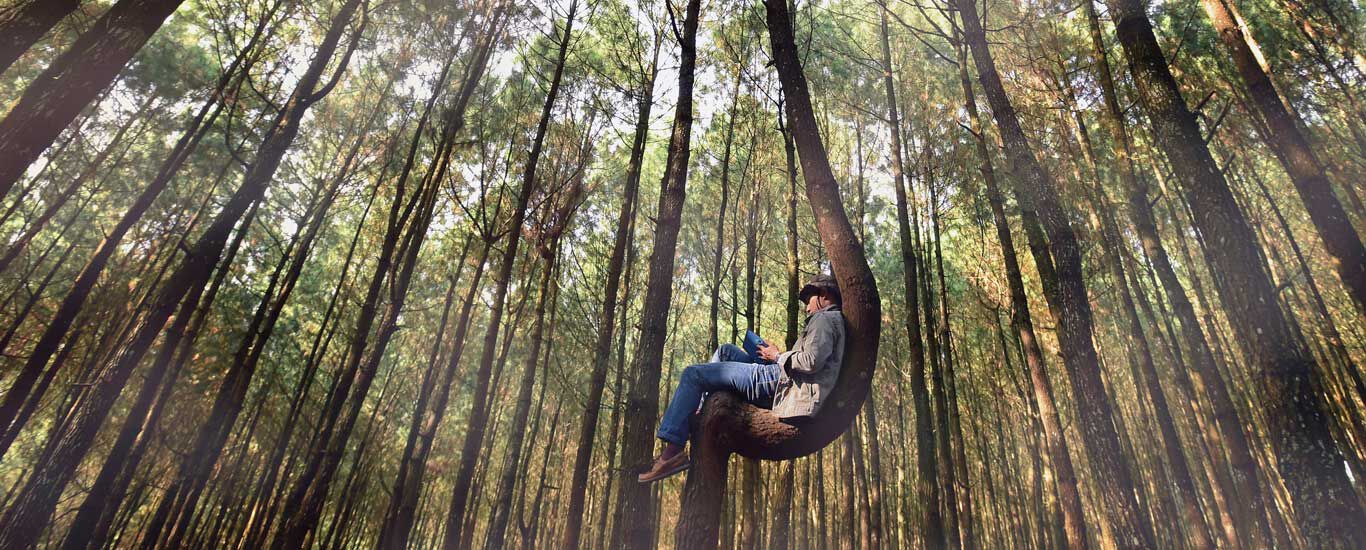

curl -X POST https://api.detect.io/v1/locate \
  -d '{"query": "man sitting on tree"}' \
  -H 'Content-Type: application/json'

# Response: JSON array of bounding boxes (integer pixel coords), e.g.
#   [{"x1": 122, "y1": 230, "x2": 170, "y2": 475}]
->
[{"x1": 638, "y1": 274, "x2": 847, "y2": 483}]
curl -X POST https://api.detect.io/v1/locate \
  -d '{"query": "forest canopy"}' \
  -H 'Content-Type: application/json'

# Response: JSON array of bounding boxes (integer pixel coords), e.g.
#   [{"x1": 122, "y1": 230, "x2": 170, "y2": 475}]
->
[{"x1": 0, "y1": 0, "x2": 1362, "y2": 548}]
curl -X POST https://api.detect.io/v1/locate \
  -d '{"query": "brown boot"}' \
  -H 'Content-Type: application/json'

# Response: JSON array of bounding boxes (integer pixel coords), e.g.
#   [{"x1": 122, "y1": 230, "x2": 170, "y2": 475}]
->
[{"x1": 637, "y1": 450, "x2": 690, "y2": 483}]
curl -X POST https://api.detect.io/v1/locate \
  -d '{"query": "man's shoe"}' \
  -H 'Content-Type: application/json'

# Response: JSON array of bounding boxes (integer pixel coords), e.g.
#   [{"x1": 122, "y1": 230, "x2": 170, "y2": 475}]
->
[{"x1": 637, "y1": 451, "x2": 690, "y2": 483}]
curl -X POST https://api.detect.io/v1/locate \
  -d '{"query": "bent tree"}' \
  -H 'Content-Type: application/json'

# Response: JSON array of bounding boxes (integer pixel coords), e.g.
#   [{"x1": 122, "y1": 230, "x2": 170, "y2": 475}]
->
[{"x1": 671, "y1": 0, "x2": 883, "y2": 547}]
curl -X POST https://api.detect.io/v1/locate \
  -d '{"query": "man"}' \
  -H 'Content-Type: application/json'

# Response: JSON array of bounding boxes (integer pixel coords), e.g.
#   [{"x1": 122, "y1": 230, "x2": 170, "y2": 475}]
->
[{"x1": 638, "y1": 274, "x2": 847, "y2": 483}]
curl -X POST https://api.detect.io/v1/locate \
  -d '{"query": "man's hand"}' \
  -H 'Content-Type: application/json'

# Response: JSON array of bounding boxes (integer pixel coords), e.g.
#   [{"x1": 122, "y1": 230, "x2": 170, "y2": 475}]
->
[{"x1": 757, "y1": 342, "x2": 781, "y2": 362}]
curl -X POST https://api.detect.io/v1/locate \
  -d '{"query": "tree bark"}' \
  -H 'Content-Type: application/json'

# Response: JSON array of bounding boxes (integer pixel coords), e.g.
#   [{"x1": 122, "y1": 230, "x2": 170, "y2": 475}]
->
[
  {"x1": 0, "y1": 0, "x2": 185, "y2": 199},
  {"x1": 611, "y1": 0, "x2": 701, "y2": 547},
  {"x1": 0, "y1": 0, "x2": 82, "y2": 74},
  {"x1": 1105, "y1": 0, "x2": 1366, "y2": 544},
  {"x1": 956, "y1": 1, "x2": 1155, "y2": 546},
  {"x1": 878, "y1": 9, "x2": 945, "y2": 547},
  {"x1": 1201, "y1": 0, "x2": 1366, "y2": 315}
]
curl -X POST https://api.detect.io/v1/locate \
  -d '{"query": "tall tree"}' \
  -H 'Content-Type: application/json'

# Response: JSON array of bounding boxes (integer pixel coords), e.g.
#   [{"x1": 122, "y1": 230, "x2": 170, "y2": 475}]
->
[
  {"x1": 440, "y1": 2, "x2": 579, "y2": 547},
  {"x1": 878, "y1": 6, "x2": 945, "y2": 547},
  {"x1": 0, "y1": 1, "x2": 366, "y2": 545},
  {"x1": 0, "y1": 0, "x2": 186, "y2": 199},
  {"x1": 1105, "y1": 0, "x2": 1366, "y2": 544},
  {"x1": 560, "y1": 19, "x2": 659, "y2": 549},
  {"x1": 0, "y1": 0, "x2": 82, "y2": 74},
  {"x1": 955, "y1": 0, "x2": 1155, "y2": 546},
  {"x1": 1200, "y1": 0, "x2": 1366, "y2": 315},
  {"x1": 612, "y1": 0, "x2": 700, "y2": 546}
]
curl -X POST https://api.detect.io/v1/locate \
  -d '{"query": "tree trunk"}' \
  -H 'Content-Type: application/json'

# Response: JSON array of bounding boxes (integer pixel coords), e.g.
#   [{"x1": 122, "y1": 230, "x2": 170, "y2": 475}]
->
[
  {"x1": 0, "y1": 2, "x2": 362, "y2": 545},
  {"x1": 488, "y1": 208, "x2": 578, "y2": 548},
  {"x1": 1201, "y1": 0, "x2": 1366, "y2": 315},
  {"x1": 611, "y1": 0, "x2": 700, "y2": 546},
  {"x1": 0, "y1": 0, "x2": 184, "y2": 199},
  {"x1": 710, "y1": 65, "x2": 743, "y2": 354},
  {"x1": 1105, "y1": 0, "x2": 1366, "y2": 544},
  {"x1": 930, "y1": 190, "x2": 971, "y2": 550},
  {"x1": 956, "y1": 2, "x2": 1154, "y2": 546},
  {"x1": 441, "y1": 5, "x2": 575, "y2": 548},
  {"x1": 673, "y1": 1, "x2": 883, "y2": 547},
  {"x1": 0, "y1": 6, "x2": 276, "y2": 451},
  {"x1": 0, "y1": 0, "x2": 81, "y2": 74},
  {"x1": 951, "y1": 23, "x2": 1088, "y2": 550},
  {"x1": 561, "y1": 38, "x2": 657, "y2": 549},
  {"x1": 877, "y1": 9, "x2": 945, "y2": 547}
]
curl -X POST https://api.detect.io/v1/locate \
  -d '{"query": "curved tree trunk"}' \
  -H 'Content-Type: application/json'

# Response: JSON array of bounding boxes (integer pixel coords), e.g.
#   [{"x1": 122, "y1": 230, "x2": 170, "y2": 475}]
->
[{"x1": 673, "y1": 1, "x2": 883, "y2": 547}]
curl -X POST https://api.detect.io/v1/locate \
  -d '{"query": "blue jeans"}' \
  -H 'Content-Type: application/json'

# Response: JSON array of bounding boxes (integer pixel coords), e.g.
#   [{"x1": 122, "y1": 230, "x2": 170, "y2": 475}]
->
[{"x1": 656, "y1": 344, "x2": 783, "y2": 445}]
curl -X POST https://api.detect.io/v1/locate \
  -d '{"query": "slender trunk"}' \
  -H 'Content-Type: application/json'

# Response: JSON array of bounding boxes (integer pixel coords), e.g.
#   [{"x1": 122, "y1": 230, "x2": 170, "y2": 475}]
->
[
  {"x1": 613, "y1": 0, "x2": 700, "y2": 546},
  {"x1": 1106, "y1": 0, "x2": 1366, "y2": 543},
  {"x1": 0, "y1": 0, "x2": 185, "y2": 198},
  {"x1": 951, "y1": 29, "x2": 1088, "y2": 550},
  {"x1": 709, "y1": 66, "x2": 743, "y2": 353},
  {"x1": 921, "y1": 174, "x2": 960, "y2": 550},
  {"x1": 560, "y1": 39, "x2": 657, "y2": 549},
  {"x1": 487, "y1": 253, "x2": 557, "y2": 549},
  {"x1": 957, "y1": 3, "x2": 1154, "y2": 546},
  {"x1": 0, "y1": 5, "x2": 276, "y2": 450},
  {"x1": 877, "y1": 9, "x2": 944, "y2": 547},
  {"x1": 0, "y1": 2, "x2": 361, "y2": 544},
  {"x1": 931, "y1": 192, "x2": 971, "y2": 550},
  {"x1": 1202, "y1": 0, "x2": 1366, "y2": 315},
  {"x1": 441, "y1": 5, "x2": 575, "y2": 547}
]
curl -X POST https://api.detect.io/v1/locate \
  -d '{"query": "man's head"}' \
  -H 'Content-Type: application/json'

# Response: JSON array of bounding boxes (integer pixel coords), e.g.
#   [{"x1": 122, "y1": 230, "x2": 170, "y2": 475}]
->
[{"x1": 798, "y1": 274, "x2": 841, "y2": 314}]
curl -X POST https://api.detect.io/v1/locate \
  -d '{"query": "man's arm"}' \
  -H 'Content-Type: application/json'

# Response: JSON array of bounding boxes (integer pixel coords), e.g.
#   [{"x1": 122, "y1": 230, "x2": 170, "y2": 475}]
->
[{"x1": 779, "y1": 313, "x2": 839, "y2": 375}]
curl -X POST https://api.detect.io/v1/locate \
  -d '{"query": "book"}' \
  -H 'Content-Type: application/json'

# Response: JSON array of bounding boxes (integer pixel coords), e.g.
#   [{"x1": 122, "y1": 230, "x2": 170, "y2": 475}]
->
[{"x1": 743, "y1": 330, "x2": 766, "y2": 362}]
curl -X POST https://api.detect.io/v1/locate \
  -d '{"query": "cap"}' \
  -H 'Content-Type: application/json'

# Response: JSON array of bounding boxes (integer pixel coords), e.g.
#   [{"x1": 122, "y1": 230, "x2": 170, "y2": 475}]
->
[{"x1": 798, "y1": 274, "x2": 841, "y2": 305}]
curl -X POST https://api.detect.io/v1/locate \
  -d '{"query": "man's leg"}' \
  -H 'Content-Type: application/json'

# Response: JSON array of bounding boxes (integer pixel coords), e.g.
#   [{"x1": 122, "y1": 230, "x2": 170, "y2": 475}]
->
[
  {"x1": 656, "y1": 361, "x2": 759, "y2": 445},
  {"x1": 710, "y1": 343, "x2": 749, "y2": 363}
]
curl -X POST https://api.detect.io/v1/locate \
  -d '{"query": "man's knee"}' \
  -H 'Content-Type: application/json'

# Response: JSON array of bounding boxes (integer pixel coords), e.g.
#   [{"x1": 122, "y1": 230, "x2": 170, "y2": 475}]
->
[
  {"x1": 715, "y1": 343, "x2": 744, "y2": 362},
  {"x1": 681, "y1": 364, "x2": 703, "y2": 385}
]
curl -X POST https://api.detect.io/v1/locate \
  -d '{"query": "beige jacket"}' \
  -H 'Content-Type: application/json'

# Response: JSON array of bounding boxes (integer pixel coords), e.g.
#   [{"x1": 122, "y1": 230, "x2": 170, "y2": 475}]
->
[{"x1": 772, "y1": 305, "x2": 846, "y2": 419}]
